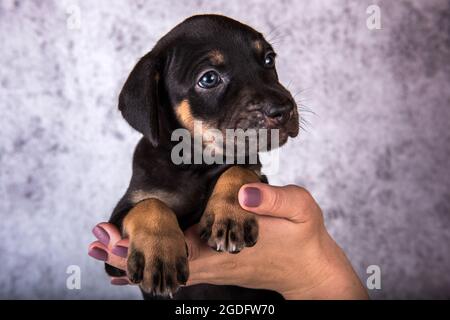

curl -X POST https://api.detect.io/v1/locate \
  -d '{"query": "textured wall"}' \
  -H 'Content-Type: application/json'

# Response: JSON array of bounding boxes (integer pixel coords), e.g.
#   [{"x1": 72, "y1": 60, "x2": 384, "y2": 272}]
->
[{"x1": 1, "y1": 0, "x2": 449, "y2": 299}]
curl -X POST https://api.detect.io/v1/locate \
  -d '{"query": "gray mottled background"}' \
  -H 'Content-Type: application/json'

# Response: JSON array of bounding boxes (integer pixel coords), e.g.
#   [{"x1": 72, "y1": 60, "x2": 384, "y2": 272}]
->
[{"x1": 1, "y1": 0, "x2": 449, "y2": 299}]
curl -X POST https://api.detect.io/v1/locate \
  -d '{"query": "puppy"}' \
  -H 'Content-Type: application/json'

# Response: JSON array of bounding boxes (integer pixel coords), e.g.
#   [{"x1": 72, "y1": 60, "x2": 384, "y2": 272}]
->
[{"x1": 106, "y1": 14, "x2": 299, "y2": 300}]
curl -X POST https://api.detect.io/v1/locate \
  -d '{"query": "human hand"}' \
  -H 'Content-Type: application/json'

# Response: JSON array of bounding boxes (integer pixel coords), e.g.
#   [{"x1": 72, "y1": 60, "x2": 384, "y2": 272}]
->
[
  {"x1": 88, "y1": 222, "x2": 130, "y2": 286},
  {"x1": 185, "y1": 183, "x2": 368, "y2": 299},
  {"x1": 89, "y1": 183, "x2": 368, "y2": 299}
]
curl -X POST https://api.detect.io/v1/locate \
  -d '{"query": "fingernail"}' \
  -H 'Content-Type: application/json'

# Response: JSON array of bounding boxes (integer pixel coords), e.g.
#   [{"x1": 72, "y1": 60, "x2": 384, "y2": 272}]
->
[
  {"x1": 243, "y1": 187, "x2": 261, "y2": 207},
  {"x1": 88, "y1": 247, "x2": 108, "y2": 261},
  {"x1": 111, "y1": 278, "x2": 129, "y2": 286},
  {"x1": 112, "y1": 245, "x2": 128, "y2": 258},
  {"x1": 92, "y1": 225, "x2": 110, "y2": 246}
]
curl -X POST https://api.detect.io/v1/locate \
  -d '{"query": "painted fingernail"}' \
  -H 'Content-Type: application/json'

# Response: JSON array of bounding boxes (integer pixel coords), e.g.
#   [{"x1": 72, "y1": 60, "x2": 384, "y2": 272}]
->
[
  {"x1": 88, "y1": 247, "x2": 108, "y2": 261},
  {"x1": 112, "y1": 245, "x2": 128, "y2": 258},
  {"x1": 92, "y1": 225, "x2": 110, "y2": 246},
  {"x1": 111, "y1": 278, "x2": 129, "y2": 286},
  {"x1": 243, "y1": 187, "x2": 261, "y2": 207}
]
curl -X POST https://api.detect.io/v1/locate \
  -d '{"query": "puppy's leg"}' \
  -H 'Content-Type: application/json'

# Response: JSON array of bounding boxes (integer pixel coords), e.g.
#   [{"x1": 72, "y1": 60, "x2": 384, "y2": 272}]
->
[
  {"x1": 199, "y1": 166, "x2": 260, "y2": 253},
  {"x1": 123, "y1": 199, "x2": 188, "y2": 297}
]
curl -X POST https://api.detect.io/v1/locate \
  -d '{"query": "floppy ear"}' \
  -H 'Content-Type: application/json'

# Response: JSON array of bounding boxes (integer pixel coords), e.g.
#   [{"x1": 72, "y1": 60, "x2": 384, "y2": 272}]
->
[{"x1": 119, "y1": 53, "x2": 161, "y2": 147}]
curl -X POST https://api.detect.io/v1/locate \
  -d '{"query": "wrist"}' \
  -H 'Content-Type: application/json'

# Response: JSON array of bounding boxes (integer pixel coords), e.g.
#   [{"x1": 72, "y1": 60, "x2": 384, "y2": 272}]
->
[
  {"x1": 280, "y1": 234, "x2": 369, "y2": 300},
  {"x1": 282, "y1": 268, "x2": 369, "y2": 300}
]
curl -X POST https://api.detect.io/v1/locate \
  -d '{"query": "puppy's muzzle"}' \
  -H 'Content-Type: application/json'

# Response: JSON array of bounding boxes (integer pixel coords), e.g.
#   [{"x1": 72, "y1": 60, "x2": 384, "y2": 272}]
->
[{"x1": 263, "y1": 103, "x2": 294, "y2": 128}]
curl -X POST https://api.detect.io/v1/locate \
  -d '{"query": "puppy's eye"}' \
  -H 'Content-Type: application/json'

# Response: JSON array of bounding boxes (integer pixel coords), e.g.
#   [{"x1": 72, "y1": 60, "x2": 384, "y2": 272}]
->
[
  {"x1": 198, "y1": 71, "x2": 221, "y2": 89},
  {"x1": 264, "y1": 52, "x2": 276, "y2": 68}
]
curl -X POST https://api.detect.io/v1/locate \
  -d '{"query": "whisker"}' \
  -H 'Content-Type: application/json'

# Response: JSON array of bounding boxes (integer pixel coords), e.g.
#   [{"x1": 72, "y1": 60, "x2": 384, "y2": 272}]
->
[
  {"x1": 265, "y1": 24, "x2": 283, "y2": 39},
  {"x1": 292, "y1": 87, "x2": 313, "y2": 100},
  {"x1": 286, "y1": 80, "x2": 292, "y2": 90},
  {"x1": 265, "y1": 23, "x2": 289, "y2": 47},
  {"x1": 285, "y1": 83, "x2": 316, "y2": 132},
  {"x1": 296, "y1": 102, "x2": 316, "y2": 114}
]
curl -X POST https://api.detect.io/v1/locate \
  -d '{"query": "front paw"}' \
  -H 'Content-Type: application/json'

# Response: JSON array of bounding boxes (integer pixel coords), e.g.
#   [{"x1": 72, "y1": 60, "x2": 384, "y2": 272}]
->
[
  {"x1": 127, "y1": 231, "x2": 188, "y2": 297},
  {"x1": 199, "y1": 205, "x2": 258, "y2": 253}
]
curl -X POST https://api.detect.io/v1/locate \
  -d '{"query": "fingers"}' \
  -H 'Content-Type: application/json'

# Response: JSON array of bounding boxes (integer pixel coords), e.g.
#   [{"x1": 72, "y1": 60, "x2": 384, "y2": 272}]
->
[
  {"x1": 114, "y1": 238, "x2": 130, "y2": 250},
  {"x1": 89, "y1": 222, "x2": 129, "y2": 273},
  {"x1": 238, "y1": 183, "x2": 318, "y2": 223},
  {"x1": 110, "y1": 277, "x2": 133, "y2": 286},
  {"x1": 93, "y1": 222, "x2": 123, "y2": 249},
  {"x1": 111, "y1": 238, "x2": 129, "y2": 261},
  {"x1": 91, "y1": 221, "x2": 236, "y2": 288},
  {"x1": 88, "y1": 241, "x2": 108, "y2": 261},
  {"x1": 89, "y1": 239, "x2": 128, "y2": 271}
]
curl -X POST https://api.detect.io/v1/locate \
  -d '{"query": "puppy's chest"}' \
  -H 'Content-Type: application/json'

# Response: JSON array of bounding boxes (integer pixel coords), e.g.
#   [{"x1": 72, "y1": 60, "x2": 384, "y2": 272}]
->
[{"x1": 130, "y1": 168, "x2": 215, "y2": 229}]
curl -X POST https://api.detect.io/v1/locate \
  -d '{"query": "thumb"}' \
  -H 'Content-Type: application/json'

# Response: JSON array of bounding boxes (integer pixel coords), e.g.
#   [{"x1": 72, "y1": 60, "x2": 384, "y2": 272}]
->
[{"x1": 238, "y1": 183, "x2": 317, "y2": 223}]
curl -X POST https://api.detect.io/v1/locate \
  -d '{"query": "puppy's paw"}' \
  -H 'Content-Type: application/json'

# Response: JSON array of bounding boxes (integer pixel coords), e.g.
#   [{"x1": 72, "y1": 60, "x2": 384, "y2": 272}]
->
[
  {"x1": 199, "y1": 203, "x2": 258, "y2": 253},
  {"x1": 127, "y1": 231, "x2": 188, "y2": 297}
]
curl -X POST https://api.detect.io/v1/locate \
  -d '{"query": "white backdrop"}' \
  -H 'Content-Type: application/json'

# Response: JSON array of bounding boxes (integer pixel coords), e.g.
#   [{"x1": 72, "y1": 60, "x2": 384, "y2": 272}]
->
[{"x1": 1, "y1": 0, "x2": 449, "y2": 299}]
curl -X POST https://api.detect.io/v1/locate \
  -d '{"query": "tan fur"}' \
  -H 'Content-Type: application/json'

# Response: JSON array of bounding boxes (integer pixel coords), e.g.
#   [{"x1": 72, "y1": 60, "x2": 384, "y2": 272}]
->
[
  {"x1": 175, "y1": 99, "x2": 216, "y2": 138},
  {"x1": 209, "y1": 50, "x2": 225, "y2": 65},
  {"x1": 248, "y1": 164, "x2": 263, "y2": 179},
  {"x1": 123, "y1": 198, "x2": 181, "y2": 238},
  {"x1": 175, "y1": 99, "x2": 195, "y2": 132},
  {"x1": 200, "y1": 166, "x2": 260, "y2": 250},
  {"x1": 206, "y1": 166, "x2": 259, "y2": 218},
  {"x1": 129, "y1": 189, "x2": 182, "y2": 209},
  {"x1": 123, "y1": 199, "x2": 186, "y2": 281},
  {"x1": 253, "y1": 40, "x2": 263, "y2": 53},
  {"x1": 209, "y1": 166, "x2": 260, "y2": 198}
]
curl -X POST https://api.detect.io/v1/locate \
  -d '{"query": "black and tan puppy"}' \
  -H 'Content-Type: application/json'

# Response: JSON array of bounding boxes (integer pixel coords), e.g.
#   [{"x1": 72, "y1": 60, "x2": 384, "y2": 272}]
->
[{"x1": 106, "y1": 14, "x2": 299, "y2": 299}]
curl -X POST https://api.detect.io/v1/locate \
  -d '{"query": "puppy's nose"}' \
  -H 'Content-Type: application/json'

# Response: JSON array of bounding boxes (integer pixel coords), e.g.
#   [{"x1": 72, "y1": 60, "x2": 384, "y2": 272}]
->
[{"x1": 264, "y1": 104, "x2": 292, "y2": 125}]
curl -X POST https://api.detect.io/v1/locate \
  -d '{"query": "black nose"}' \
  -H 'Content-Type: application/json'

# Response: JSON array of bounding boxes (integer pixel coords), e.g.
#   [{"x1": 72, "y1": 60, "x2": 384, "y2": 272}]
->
[{"x1": 264, "y1": 104, "x2": 292, "y2": 125}]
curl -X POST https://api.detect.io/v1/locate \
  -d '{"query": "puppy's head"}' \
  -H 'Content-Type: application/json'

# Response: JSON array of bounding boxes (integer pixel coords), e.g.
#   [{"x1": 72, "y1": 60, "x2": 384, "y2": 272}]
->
[{"x1": 119, "y1": 14, "x2": 299, "y2": 150}]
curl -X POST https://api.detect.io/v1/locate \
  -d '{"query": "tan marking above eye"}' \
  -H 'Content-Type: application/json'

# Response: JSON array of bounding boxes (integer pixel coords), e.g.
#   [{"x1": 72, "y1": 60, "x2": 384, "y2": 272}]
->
[
  {"x1": 208, "y1": 50, "x2": 225, "y2": 65},
  {"x1": 253, "y1": 40, "x2": 263, "y2": 53}
]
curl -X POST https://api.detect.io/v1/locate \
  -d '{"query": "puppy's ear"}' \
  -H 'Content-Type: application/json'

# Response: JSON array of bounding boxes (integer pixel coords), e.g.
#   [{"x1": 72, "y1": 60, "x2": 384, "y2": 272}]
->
[{"x1": 119, "y1": 53, "x2": 162, "y2": 147}]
